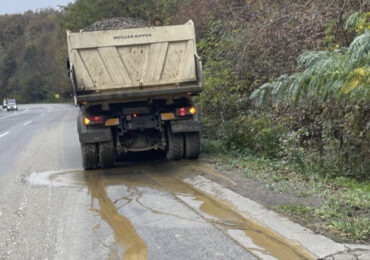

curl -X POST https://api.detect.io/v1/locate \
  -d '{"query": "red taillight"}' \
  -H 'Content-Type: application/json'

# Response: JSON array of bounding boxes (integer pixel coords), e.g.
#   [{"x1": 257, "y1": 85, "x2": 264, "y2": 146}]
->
[
  {"x1": 175, "y1": 107, "x2": 197, "y2": 117},
  {"x1": 83, "y1": 116, "x2": 104, "y2": 125},
  {"x1": 179, "y1": 108, "x2": 186, "y2": 116},
  {"x1": 93, "y1": 116, "x2": 104, "y2": 124}
]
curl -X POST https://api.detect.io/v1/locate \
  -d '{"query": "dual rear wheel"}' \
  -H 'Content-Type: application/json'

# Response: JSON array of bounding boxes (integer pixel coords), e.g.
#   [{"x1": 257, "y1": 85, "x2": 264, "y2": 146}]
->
[
  {"x1": 166, "y1": 127, "x2": 200, "y2": 161},
  {"x1": 184, "y1": 132, "x2": 200, "y2": 160},
  {"x1": 81, "y1": 141, "x2": 115, "y2": 170},
  {"x1": 81, "y1": 128, "x2": 200, "y2": 170}
]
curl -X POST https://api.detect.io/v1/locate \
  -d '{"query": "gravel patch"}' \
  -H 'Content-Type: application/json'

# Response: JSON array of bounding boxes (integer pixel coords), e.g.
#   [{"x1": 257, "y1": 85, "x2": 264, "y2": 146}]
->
[{"x1": 83, "y1": 17, "x2": 150, "y2": 32}]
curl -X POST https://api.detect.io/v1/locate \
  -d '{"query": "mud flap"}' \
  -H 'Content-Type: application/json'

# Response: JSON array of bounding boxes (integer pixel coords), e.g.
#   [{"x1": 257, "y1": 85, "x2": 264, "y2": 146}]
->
[
  {"x1": 79, "y1": 129, "x2": 112, "y2": 144},
  {"x1": 77, "y1": 112, "x2": 112, "y2": 144},
  {"x1": 170, "y1": 120, "x2": 201, "y2": 133}
]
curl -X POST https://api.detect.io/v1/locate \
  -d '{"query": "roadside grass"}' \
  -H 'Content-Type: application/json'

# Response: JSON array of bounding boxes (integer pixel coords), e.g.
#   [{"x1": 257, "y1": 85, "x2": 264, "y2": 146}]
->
[{"x1": 201, "y1": 139, "x2": 370, "y2": 243}]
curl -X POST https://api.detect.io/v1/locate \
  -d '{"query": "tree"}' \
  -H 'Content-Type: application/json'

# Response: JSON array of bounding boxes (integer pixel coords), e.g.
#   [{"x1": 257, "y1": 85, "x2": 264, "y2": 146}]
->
[{"x1": 0, "y1": 53, "x2": 17, "y2": 84}]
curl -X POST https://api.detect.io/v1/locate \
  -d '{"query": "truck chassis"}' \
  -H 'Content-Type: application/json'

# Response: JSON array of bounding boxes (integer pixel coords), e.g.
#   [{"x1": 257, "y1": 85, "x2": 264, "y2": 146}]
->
[{"x1": 77, "y1": 96, "x2": 200, "y2": 169}]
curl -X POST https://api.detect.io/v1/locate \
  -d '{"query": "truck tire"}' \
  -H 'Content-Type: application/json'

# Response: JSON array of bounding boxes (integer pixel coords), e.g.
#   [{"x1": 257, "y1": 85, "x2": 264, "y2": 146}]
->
[
  {"x1": 166, "y1": 127, "x2": 184, "y2": 160},
  {"x1": 184, "y1": 132, "x2": 200, "y2": 159},
  {"x1": 99, "y1": 142, "x2": 115, "y2": 168},
  {"x1": 81, "y1": 143, "x2": 98, "y2": 170}
]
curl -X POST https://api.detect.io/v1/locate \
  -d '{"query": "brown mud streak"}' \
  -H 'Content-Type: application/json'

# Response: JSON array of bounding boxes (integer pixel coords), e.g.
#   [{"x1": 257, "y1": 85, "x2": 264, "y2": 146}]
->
[
  {"x1": 30, "y1": 162, "x2": 314, "y2": 259},
  {"x1": 150, "y1": 175, "x2": 315, "y2": 260},
  {"x1": 85, "y1": 173, "x2": 147, "y2": 260}
]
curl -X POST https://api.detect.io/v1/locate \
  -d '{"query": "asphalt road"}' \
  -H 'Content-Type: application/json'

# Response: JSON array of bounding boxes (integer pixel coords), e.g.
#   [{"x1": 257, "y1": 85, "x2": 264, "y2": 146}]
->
[{"x1": 0, "y1": 104, "x2": 314, "y2": 260}]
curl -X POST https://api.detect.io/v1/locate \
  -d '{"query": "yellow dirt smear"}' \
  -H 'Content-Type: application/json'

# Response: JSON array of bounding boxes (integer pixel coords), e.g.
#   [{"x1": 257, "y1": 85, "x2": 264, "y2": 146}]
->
[
  {"x1": 151, "y1": 175, "x2": 314, "y2": 260},
  {"x1": 30, "y1": 161, "x2": 316, "y2": 259},
  {"x1": 86, "y1": 174, "x2": 147, "y2": 260}
]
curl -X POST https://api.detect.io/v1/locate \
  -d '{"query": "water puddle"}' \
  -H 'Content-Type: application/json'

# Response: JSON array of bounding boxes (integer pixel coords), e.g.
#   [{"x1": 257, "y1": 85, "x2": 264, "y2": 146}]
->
[
  {"x1": 27, "y1": 161, "x2": 314, "y2": 260},
  {"x1": 27, "y1": 169, "x2": 85, "y2": 187}
]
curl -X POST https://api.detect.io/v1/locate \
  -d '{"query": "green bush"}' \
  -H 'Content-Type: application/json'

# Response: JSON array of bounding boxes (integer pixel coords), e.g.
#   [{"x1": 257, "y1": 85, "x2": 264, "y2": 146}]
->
[
  {"x1": 217, "y1": 114, "x2": 282, "y2": 158},
  {"x1": 249, "y1": 16, "x2": 369, "y2": 179}
]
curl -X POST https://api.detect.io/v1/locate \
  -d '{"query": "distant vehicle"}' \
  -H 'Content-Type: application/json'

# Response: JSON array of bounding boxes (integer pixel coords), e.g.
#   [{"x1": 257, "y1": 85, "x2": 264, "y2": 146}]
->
[
  {"x1": 6, "y1": 99, "x2": 18, "y2": 112},
  {"x1": 2, "y1": 99, "x2": 6, "y2": 109}
]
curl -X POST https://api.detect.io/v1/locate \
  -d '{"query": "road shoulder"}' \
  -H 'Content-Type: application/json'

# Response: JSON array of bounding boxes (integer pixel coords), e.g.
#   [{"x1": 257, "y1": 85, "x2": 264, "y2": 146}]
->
[{"x1": 183, "y1": 157, "x2": 370, "y2": 259}]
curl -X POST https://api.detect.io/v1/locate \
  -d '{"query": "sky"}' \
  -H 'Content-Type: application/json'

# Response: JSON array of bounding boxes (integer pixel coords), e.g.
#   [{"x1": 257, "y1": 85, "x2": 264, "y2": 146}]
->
[{"x1": 0, "y1": 0, "x2": 74, "y2": 15}]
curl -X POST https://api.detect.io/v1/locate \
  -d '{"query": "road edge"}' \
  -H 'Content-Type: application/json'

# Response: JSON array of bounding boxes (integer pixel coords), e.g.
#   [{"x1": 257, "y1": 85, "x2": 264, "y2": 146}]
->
[{"x1": 184, "y1": 175, "x2": 357, "y2": 259}]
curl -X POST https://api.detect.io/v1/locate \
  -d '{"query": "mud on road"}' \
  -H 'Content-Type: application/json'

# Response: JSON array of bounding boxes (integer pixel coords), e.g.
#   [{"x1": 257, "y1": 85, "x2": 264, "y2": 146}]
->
[{"x1": 24, "y1": 160, "x2": 313, "y2": 260}]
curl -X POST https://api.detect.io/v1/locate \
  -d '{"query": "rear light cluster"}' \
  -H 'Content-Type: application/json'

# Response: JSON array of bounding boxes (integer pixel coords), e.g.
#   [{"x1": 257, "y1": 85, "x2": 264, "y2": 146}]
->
[
  {"x1": 83, "y1": 116, "x2": 104, "y2": 126},
  {"x1": 175, "y1": 107, "x2": 197, "y2": 117},
  {"x1": 83, "y1": 106, "x2": 196, "y2": 126}
]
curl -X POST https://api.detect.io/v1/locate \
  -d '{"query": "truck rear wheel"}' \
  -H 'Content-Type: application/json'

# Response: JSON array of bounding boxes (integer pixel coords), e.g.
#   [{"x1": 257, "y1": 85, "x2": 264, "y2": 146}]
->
[
  {"x1": 166, "y1": 127, "x2": 184, "y2": 160},
  {"x1": 81, "y1": 143, "x2": 98, "y2": 170},
  {"x1": 184, "y1": 132, "x2": 200, "y2": 159},
  {"x1": 99, "y1": 142, "x2": 115, "y2": 168}
]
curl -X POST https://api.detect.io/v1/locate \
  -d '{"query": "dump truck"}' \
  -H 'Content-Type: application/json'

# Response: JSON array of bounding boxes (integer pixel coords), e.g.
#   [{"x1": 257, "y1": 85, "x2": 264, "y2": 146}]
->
[{"x1": 66, "y1": 20, "x2": 202, "y2": 169}]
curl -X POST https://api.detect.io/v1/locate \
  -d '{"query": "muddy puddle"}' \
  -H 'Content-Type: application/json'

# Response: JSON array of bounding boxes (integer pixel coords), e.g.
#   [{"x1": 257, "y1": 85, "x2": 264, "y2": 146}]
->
[{"x1": 27, "y1": 161, "x2": 314, "y2": 260}]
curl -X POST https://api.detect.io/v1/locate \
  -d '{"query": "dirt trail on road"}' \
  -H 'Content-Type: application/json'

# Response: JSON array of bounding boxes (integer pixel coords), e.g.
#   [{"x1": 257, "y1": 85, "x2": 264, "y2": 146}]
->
[{"x1": 28, "y1": 161, "x2": 314, "y2": 260}]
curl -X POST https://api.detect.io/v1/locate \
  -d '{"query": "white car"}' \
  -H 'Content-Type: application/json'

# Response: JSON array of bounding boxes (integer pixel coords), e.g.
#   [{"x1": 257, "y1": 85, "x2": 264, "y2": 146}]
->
[{"x1": 6, "y1": 99, "x2": 18, "y2": 111}]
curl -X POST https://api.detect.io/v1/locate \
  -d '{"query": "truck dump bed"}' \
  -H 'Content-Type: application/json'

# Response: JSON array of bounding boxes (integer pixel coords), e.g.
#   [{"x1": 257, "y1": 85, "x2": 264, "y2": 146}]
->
[{"x1": 67, "y1": 21, "x2": 202, "y2": 104}]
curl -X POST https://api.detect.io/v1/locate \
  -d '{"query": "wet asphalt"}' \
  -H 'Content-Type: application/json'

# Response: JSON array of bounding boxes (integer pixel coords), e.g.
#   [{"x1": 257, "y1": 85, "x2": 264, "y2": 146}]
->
[{"x1": 0, "y1": 104, "x2": 312, "y2": 260}]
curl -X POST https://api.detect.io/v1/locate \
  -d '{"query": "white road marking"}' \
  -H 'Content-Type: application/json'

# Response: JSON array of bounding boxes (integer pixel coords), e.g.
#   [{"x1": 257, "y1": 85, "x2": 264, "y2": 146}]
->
[
  {"x1": 24, "y1": 121, "x2": 32, "y2": 126},
  {"x1": 0, "y1": 132, "x2": 10, "y2": 138}
]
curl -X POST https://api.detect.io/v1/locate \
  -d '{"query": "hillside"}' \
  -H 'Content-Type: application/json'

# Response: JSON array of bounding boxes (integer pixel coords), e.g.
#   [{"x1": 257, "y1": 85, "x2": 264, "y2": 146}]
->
[{"x1": 0, "y1": 10, "x2": 69, "y2": 103}]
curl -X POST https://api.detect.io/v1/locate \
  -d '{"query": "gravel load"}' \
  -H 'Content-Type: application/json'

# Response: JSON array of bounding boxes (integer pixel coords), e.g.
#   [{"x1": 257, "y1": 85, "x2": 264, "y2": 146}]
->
[{"x1": 83, "y1": 17, "x2": 150, "y2": 32}]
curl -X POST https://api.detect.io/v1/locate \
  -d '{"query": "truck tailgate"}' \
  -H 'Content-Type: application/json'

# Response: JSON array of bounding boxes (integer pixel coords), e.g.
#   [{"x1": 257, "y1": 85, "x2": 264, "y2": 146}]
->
[{"x1": 67, "y1": 21, "x2": 200, "y2": 93}]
